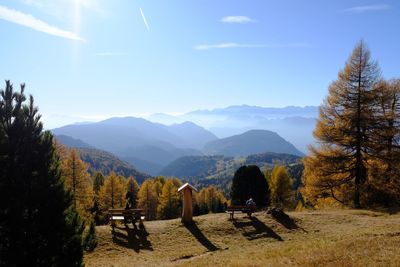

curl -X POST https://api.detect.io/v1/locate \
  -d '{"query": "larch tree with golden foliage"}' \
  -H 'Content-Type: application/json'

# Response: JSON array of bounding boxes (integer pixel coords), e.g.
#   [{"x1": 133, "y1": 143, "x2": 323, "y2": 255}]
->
[
  {"x1": 195, "y1": 186, "x2": 227, "y2": 214},
  {"x1": 61, "y1": 148, "x2": 94, "y2": 219},
  {"x1": 269, "y1": 165, "x2": 293, "y2": 208},
  {"x1": 152, "y1": 179, "x2": 163, "y2": 198},
  {"x1": 367, "y1": 79, "x2": 400, "y2": 205},
  {"x1": 98, "y1": 172, "x2": 124, "y2": 209},
  {"x1": 157, "y1": 179, "x2": 181, "y2": 219},
  {"x1": 137, "y1": 179, "x2": 158, "y2": 220},
  {"x1": 303, "y1": 41, "x2": 380, "y2": 208}
]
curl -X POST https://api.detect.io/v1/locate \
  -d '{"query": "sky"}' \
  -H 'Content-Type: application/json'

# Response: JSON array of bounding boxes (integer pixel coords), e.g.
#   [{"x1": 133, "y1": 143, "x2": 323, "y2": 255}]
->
[{"x1": 0, "y1": 0, "x2": 399, "y2": 128}]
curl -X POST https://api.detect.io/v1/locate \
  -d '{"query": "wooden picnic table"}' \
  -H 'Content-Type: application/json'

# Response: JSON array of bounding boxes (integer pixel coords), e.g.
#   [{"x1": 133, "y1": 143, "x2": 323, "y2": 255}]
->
[
  {"x1": 226, "y1": 205, "x2": 256, "y2": 220},
  {"x1": 108, "y1": 208, "x2": 145, "y2": 230}
]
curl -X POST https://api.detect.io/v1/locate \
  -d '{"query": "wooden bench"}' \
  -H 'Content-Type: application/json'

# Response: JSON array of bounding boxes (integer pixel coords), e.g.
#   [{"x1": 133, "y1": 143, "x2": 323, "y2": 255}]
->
[
  {"x1": 108, "y1": 209, "x2": 145, "y2": 230},
  {"x1": 226, "y1": 205, "x2": 256, "y2": 220}
]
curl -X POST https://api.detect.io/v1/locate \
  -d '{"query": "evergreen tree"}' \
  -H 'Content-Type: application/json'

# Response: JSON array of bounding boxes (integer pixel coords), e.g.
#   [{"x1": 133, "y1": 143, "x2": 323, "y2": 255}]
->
[
  {"x1": 125, "y1": 176, "x2": 139, "y2": 208},
  {"x1": 92, "y1": 172, "x2": 105, "y2": 193},
  {"x1": 98, "y1": 172, "x2": 124, "y2": 209},
  {"x1": 157, "y1": 179, "x2": 180, "y2": 219},
  {"x1": 230, "y1": 165, "x2": 270, "y2": 206},
  {"x1": 269, "y1": 165, "x2": 293, "y2": 208},
  {"x1": 303, "y1": 41, "x2": 380, "y2": 208},
  {"x1": 82, "y1": 221, "x2": 97, "y2": 252},
  {"x1": 0, "y1": 81, "x2": 83, "y2": 266},
  {"x1": 137, "y1": 179, "x2": 158, "y2": 220},
  {"x1": 91, "y1": 172, "x2": 105, "y2": 225},
  {"x1": 91, "y1": 197, "x2": 104, "y2": 225}
]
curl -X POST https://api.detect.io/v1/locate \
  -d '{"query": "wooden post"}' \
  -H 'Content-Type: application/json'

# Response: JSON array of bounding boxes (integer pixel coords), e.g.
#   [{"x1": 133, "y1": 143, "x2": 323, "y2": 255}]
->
[{"x1": 178, "y1": 183, "x2": 198, "y2": 223}]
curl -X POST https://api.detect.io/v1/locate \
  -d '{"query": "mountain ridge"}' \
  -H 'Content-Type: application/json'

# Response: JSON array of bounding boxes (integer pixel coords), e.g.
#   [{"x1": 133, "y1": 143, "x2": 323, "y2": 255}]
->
[{"x1": 203, "y1": 129, "x2": 304, "y2": 157}]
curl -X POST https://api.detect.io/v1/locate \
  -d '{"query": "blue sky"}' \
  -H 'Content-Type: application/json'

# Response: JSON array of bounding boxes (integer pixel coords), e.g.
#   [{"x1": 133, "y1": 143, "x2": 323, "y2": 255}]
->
[{"x1": 0, "y1": 0, "x2": 399, "y2": 128}]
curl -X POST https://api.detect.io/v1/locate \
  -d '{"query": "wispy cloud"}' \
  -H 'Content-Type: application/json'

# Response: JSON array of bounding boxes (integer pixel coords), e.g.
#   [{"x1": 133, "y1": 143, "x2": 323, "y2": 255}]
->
[
  {"x1": 0, "y1": 5, "x2": 85, "y2": 41},
  {"x1": 95, "y1": 52, "x2": 128, "y2": 56},
  {"x1": 343, "y1": 4, "x2": 390, "y2": 13},
  {"x1": 21, "y1": 0, "x2": 104, "y2": 16},
  {"x1": 139, "y1": 7, "x2": 150, "y2": 31},
  {"x1": 194, "y1": 42, "x2": 311, "y2": 51},
  {"x1": 220, "y1": 16, "x2": 255, "y2": 24}
]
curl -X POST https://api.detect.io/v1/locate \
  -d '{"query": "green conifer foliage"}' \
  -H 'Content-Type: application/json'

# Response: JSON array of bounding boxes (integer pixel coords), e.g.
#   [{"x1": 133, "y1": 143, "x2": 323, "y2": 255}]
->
[
  {"x1": 230, "y1": 165, "x2": 270, "y2": 206},
  {"x1": 125, "y1": 176, "x2": 139, "y2": 208},
  {"x1": 0, "y1": 81, "x2": 84, "y2": 266}
]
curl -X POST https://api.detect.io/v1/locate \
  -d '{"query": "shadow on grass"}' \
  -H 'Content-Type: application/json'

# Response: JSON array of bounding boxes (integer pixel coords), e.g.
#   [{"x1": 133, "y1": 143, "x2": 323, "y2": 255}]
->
[
  {"x1": 112, "y1": 224, "x2": 153, "y2": 253},
  {"x1": 373, "y1": 206, "x2": 400, "y2": 215},
  {"x1": 184, "y1": 221, "x2": 219, "y2": 251},
  {"x1": 267, "y1": 208, "x2": 308, "y2": 232},
  {"x1": 233, "y1": 216, "x2": 283, "y2": 241}
]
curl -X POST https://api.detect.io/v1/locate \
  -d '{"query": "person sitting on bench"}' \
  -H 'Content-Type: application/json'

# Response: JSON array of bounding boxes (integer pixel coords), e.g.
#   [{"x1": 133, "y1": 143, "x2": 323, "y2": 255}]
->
[
  {"x1": 245, "y1": 198, "x2": 256, "y2": 217},
  {"x1": 246, "y1": 198, "x2": 256, "y2": 207}
]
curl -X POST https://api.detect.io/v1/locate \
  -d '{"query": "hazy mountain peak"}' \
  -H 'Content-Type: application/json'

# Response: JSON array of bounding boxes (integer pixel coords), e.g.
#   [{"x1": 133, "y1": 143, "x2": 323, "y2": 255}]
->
[{"x1": 203, "y1": 129, "x2": 303, "y2": 157}]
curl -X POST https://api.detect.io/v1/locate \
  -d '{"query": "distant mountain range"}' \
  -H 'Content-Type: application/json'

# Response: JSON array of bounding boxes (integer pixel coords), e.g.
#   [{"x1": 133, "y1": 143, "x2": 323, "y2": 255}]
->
[
  {"x1": 147, "y1": 105, "x2": 318, "y2": 152},
  {"x1": 52, "y1": 117, "x2": 217, "y2": 175},
  {"x1": 52, "y1": 105, "x2": 312, "y2": 175}
]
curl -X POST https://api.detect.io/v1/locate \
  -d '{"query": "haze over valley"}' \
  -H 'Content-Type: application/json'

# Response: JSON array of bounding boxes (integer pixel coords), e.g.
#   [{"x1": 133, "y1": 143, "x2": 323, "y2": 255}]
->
[{"x1": 53, "y1": 105, "x2": 312, "y2": 175}]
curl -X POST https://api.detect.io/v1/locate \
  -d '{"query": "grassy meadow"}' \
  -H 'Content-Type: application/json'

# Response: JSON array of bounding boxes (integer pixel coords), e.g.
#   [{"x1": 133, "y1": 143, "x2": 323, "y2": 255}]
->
[{"x1": 85, "y1": 209, "x2": 400, "y2": 267}]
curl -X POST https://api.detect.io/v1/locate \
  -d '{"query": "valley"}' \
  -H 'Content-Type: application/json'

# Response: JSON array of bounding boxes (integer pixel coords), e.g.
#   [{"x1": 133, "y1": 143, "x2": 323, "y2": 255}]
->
[{"x1": 53, "y1": 105, "x2": 313, "y2": 176}]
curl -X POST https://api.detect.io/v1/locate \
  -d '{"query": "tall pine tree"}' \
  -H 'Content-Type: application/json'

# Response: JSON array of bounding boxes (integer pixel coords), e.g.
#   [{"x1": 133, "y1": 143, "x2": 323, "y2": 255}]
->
[{"x1": 0, "y1": 81, "x2": 83, "y2": 266}]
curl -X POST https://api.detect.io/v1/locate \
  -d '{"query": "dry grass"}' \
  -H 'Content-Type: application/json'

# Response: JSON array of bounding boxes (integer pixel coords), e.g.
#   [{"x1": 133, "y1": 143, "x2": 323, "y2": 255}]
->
[{"x1": 85, "y1": 209, "x2": 400, "y2": 267}]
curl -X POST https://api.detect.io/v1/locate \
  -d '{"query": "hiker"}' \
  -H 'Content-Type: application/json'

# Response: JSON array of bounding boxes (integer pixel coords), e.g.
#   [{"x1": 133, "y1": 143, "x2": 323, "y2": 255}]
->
[
  {"x1": 246, "y1": 198, "x2": 256, "y2": 217},
  {"x1": 246, "y1": 197, "x2": 256, "y2": 208}
]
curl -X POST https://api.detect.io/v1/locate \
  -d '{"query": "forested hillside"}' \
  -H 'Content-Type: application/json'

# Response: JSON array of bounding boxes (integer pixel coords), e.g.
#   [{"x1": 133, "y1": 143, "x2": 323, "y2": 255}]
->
[
  {"x1": 55, "y1": 135, "x2": 150, "y2": 182},
  {"x1": 160, "y1": 152, "x2": 303, "y2": 195},
  {"x1": 77, "y1": 148, "x2": 149, "y2": 183}
]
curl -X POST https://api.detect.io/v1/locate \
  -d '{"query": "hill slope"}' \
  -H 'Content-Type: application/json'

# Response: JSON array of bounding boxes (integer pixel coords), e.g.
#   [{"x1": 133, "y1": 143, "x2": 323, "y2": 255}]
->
[
  {"x1": 85, "y1": 210, "x2": 400, "y2": 266},
  {"x1": 203, "y1": 130, "x2": 303, "y2": 157},
  {"x1": 159, "y1": 155, "x2": 232, "y2": 178},
  {"x1": 77, "y1": 148, "x2": 149, "y2": 183},
  {"x1": 55, "y1": 134, "x2": 93, "y2": 148},
  {"x1": 55, "y1": 135, "x2": 149, "y2": 182},
  {"x1": 160, "y1": 152, "x2": 300, "y2": 179}
]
